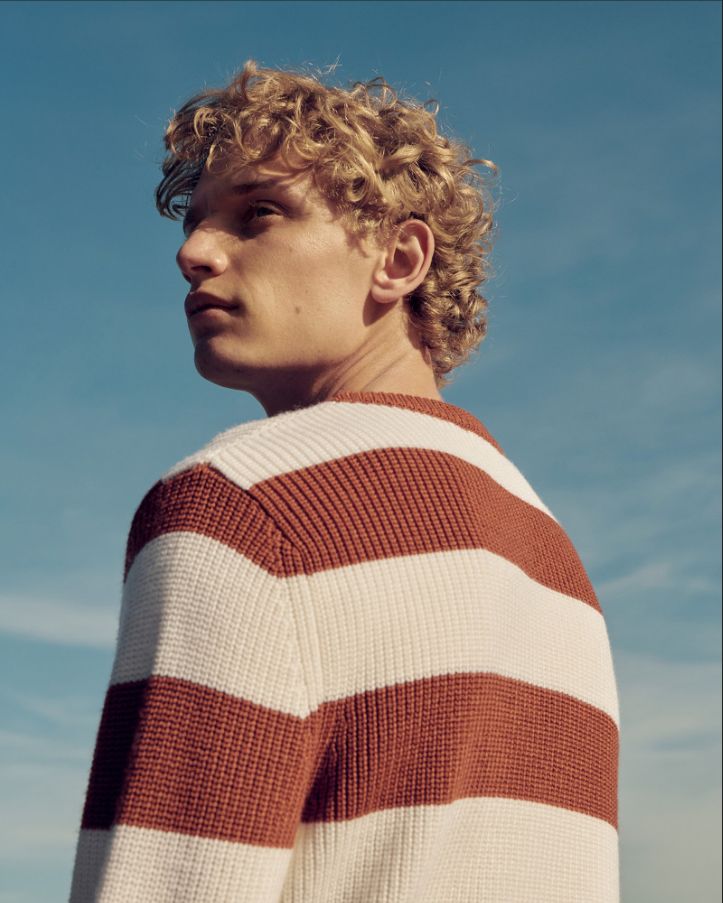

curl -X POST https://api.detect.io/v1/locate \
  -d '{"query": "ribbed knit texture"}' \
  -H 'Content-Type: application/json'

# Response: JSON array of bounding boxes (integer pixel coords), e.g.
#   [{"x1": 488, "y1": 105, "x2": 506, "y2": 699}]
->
[{"x1": 68, "y1": 390, "x2": 620, "y2": 902}]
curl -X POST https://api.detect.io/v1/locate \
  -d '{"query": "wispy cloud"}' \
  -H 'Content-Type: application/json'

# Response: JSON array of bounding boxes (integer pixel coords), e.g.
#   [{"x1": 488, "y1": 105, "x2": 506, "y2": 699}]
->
[
  {"x1": 0, "y1": 729, "x2": 90, "y2": 870},
  {"x1": 0, "y1": 892, "x2": 34, "y2": 903},
  {"x1": 616, "y1": 651, "x2": 722, "y2": 750},
  {"x1": 1, "y1": 688, "x2": 100, "y2": 733},
  {"x1": 0, "y1": 594, "x2": 116, "y2": 649},
  {"x1": 615, "y1": 650, "x2": 722, "y2": 903},
  {"x1": 0, "y1": 752, "x2": 87, "y2": 858},
  {"x1": 0, "y1": 729, "x2": 89, "y2": 766},
  {"x1": 598, "y1": 560, "x2": 719, "y2": 599}
]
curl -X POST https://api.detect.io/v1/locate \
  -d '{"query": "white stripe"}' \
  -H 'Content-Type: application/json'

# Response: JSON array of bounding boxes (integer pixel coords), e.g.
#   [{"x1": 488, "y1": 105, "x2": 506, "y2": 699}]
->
[
  {"x1": 284, "y1": 797, "x2": 619, "y2": 902},
  {"x1": 111, "y1": 531, "x2": 304, "y2": 715},
  {"x1": 114, "y1": 533, "x2": 618, "y2": 726},
  {"x1": 68, "y1": 826, "x2": 292, "y2": 903},
  {"x1": 162, "y1": 401, "x2": 557, "y2": 522},
  {"x1": 69, "y1": 798, "x2": 618, "y2": 903},
  {"x1": 293, "y1": 544, "x2": 620, "y2": 727}
]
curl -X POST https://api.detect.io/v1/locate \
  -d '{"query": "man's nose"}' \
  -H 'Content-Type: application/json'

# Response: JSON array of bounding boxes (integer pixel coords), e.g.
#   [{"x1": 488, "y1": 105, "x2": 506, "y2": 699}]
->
[{"x1": 176, "y1": 230, "x2": 229, "y2": 284}]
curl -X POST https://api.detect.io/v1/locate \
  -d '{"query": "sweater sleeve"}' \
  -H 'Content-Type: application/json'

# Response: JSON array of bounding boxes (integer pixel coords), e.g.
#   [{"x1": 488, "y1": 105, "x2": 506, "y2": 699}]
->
[{"x1": 68, "y1": 464, "x2": 326, "y2": 903}]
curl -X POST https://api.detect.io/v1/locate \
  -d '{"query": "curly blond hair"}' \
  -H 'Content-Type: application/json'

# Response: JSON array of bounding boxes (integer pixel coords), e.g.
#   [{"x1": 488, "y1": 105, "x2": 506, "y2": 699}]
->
[{"x1": 155, "y1": 60, "x2": 499, "y2": 389}]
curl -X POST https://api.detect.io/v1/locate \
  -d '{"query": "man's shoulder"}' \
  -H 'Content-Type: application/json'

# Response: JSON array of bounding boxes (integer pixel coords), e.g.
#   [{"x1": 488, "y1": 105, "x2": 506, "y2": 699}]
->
[
  {"x1": 158, "y1": 395, "x2": 506, "y2": 496},
  {"x1": 124, "y1": 410, "x2": 284, "y2": 580},
  {"x1": 146, "y1": 395, "x2": 549, "y2": 520},
  {"x1": 160, "y1": 411, "x2": 273, "y2": 484},
  {"x1": 124, "y1": 396, "x2": 579, "y2": 601},
  {"x1": 128, "y1": 397, "x2": 562, "y2": 543}
]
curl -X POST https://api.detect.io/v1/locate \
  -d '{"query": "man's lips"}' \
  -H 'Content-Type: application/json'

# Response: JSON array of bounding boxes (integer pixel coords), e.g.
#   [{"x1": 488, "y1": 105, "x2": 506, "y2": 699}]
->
[{"x1": 184, "y1": 291, "x2": 238, "y2": 318}]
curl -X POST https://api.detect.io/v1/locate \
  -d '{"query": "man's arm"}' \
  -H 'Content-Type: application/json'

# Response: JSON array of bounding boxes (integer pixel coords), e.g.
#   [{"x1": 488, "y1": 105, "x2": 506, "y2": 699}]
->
[{"x1": 68, "y1": 465, "x2": 325, "y2": 902}]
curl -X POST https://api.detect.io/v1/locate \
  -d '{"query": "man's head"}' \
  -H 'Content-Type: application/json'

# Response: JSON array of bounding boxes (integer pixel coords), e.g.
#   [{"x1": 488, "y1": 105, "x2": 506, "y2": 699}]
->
[{"x1": 155, "y1": 60, "x2": 497, "y2": 415}]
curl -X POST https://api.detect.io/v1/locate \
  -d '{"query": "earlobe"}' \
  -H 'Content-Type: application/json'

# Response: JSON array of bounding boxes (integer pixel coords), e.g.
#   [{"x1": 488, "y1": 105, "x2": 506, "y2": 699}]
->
[{"x1": 370, "y1": 264, "x2": 401, "y2": 304}]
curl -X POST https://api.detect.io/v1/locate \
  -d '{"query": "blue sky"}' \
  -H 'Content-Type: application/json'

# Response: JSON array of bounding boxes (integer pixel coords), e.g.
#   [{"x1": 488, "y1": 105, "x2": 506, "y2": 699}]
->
[{"x1": 0, "y1": 1, "x2": 720, "y2": 900}]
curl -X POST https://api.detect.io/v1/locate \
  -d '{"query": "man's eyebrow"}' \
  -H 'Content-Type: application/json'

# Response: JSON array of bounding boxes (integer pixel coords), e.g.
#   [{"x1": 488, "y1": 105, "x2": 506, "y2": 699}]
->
[{"x1": 182, "y1": 178, "x2": 284, "y2": 234}]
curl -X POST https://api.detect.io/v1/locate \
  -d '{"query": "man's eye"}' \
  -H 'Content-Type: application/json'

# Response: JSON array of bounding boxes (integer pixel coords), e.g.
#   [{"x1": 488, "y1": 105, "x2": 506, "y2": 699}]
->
[{"x1": 243, "y1": 203, "x2": 279, "y2": 222}]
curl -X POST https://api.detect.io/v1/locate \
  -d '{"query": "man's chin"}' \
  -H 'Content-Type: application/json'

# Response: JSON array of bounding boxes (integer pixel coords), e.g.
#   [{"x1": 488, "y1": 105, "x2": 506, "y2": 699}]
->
[{"x1": 193, "y1": 345, "x2": 252, "y2": 391}]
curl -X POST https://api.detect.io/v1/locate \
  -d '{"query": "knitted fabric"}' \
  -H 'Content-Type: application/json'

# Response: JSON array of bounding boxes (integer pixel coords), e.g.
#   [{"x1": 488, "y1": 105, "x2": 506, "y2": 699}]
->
[{"x1": 68, "y1": 390, "x2": 620, "y2": 902}]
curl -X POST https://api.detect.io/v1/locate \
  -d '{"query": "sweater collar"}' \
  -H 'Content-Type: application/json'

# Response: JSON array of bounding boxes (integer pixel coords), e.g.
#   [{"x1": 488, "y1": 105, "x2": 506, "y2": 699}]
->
[{"x1": 327, "y1": 390, "x2": 503, "y2": 455}]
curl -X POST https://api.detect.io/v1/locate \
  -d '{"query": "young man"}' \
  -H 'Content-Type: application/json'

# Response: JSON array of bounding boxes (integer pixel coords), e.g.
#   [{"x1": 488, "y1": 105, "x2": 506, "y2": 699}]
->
[{"x1": 69, "y1": 61, "x2": 620, "y2": 902}]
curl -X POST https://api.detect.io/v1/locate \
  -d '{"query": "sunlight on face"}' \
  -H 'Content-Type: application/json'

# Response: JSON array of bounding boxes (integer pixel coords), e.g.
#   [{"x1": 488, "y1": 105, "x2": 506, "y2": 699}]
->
[{"x1": 176, "y1": 156, "x2": 389, "y2": 410}]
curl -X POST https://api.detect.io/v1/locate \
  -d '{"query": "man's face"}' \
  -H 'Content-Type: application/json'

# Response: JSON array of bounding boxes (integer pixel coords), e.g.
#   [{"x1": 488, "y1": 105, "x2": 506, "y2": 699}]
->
[{"x1": 176, "y1": 156, "x2": 390, "y2": 413}]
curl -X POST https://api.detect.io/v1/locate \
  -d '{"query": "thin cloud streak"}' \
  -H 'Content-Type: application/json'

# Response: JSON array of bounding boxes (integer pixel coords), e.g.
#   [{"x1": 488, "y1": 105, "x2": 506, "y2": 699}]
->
[
  {"x1": 0, "y1": 729, "x2": 89, "y2": 765},
  {"x1": 598, "y1": 561, "x2": 719, "y2": 599},
  {"x1": 0, "y1": 594, "x2": 116, "y2": 649},
  {"x1": 2, "y1": 689, "x2": 101, "y2": 732},
  {"x1": 616, "y1": 651, "x2": 722, "y2": 903}
]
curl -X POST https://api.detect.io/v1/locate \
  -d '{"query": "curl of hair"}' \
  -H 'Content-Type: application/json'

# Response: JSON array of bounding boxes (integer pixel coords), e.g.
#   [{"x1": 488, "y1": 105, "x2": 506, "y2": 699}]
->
[{"x1": 155, "y1": 60, "x2": 499, "y2": 389}]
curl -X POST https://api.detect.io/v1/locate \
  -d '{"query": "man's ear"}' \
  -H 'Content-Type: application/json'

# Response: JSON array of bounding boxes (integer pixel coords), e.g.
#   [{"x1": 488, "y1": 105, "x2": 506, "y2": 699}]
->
[{"x1": 370, "y1": 219, "x2": 435, "y2": 304}]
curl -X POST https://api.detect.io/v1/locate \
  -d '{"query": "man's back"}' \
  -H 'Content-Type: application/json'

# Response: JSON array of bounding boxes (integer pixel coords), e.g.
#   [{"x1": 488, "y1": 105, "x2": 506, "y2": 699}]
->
[{"x1": 69, "y1": 390, "x2": 619, "y2": 902}]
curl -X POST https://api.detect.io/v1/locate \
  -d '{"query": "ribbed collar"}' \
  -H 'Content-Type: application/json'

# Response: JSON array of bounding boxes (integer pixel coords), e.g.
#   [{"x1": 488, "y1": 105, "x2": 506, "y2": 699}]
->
[{"x1": 328, "y1": 391, "x2": 503, "y2": 455}]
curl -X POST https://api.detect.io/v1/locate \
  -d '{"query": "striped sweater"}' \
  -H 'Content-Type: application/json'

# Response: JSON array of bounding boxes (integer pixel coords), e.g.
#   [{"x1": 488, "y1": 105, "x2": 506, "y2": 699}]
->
[{"x1": 69, "y1": 390, "x2": 620, "y2": 903}]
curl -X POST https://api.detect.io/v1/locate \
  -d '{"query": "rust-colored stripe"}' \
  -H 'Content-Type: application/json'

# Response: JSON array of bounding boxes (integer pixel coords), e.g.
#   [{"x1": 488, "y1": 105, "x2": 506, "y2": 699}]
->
[
  {"x1": 329, "y1": 391, "x2": 505, "y2": 455},
  {"x1": 306, "y1": 672, "x2": 618, "y2": 830},
  {"x1": 254, "y1": 447, "x2": 599, "y2": 610},
  {"x1": 81, "y1": 672, "x2": 617, "y2": 846},
  {"x1": 124, "y1": 467, "x2": 281, "y2": 581},
  {"x1": 80, "y1": 675, "x2": 334, "y2": 847},
  {"x1": 125, "y1": 457, "x2": 599, "y2": 611}
]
